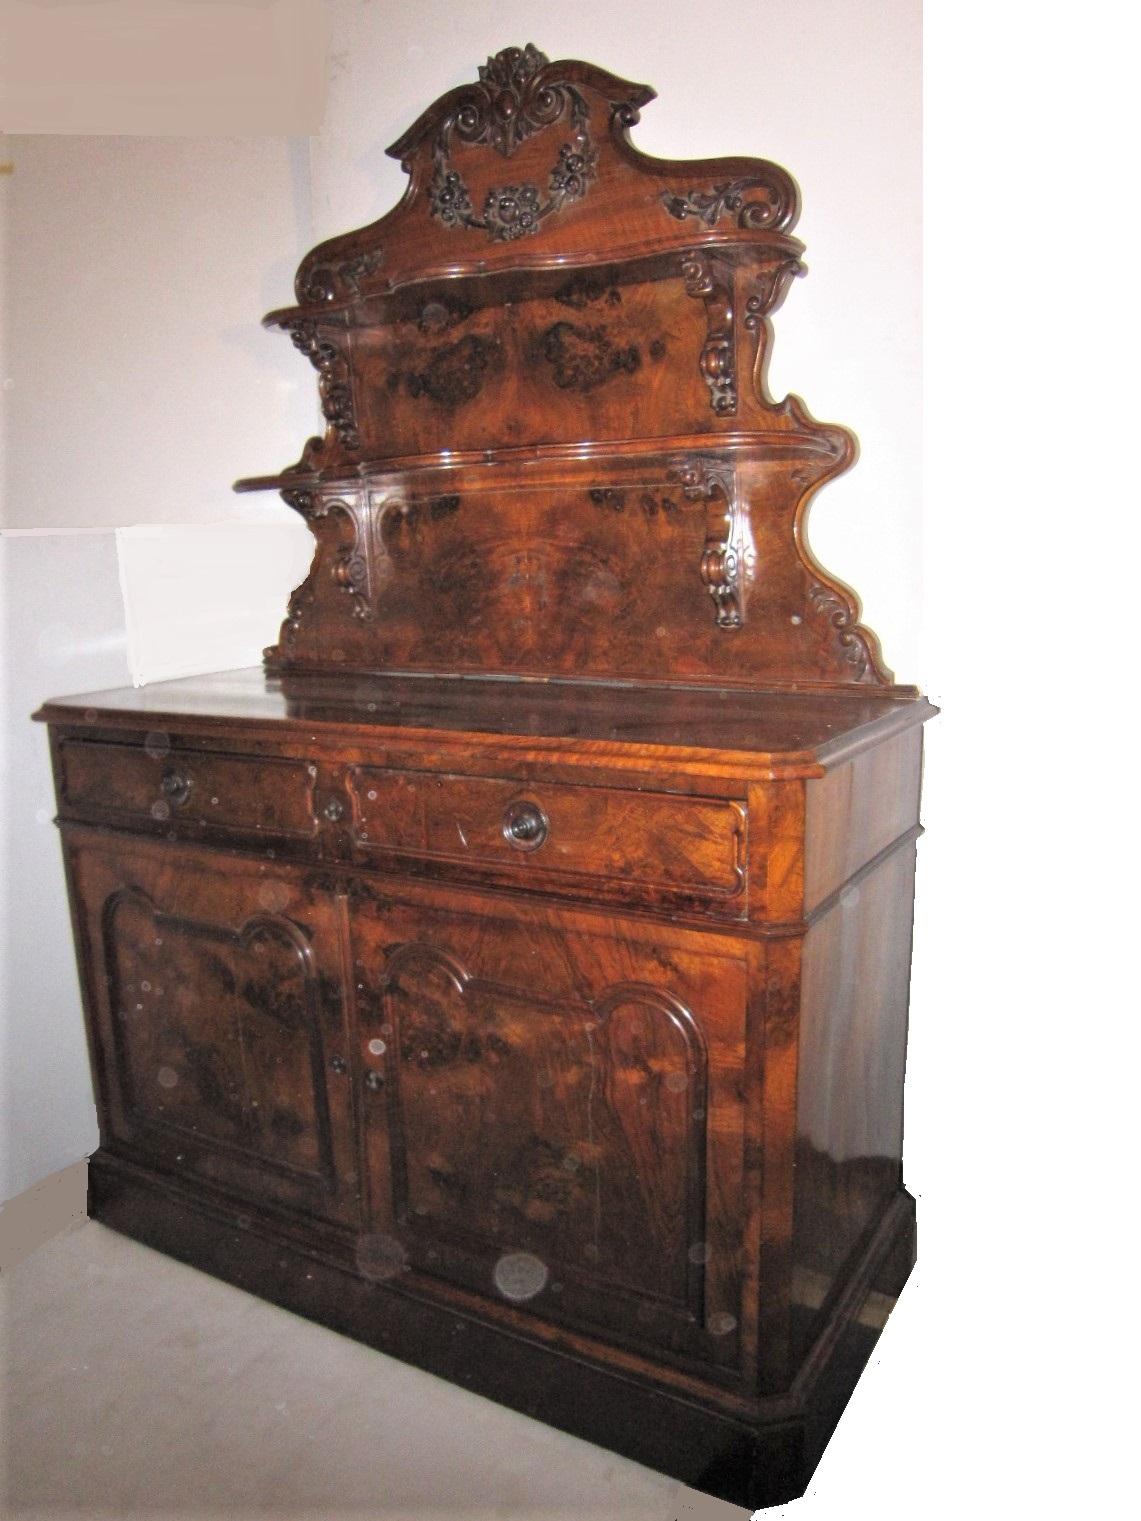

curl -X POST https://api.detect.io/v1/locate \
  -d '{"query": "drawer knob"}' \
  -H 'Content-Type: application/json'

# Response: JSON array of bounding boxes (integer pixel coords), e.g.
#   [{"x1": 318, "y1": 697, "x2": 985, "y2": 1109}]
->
[
  {"x1": 323, "y1": 797, "x2": 346, "y2": 823},
  {"x1": 160, "y1": 770, "x2": 192, "y2": 806},
  {"x1": 363, "y1": 1070, "x2": 385, "y2": 1093},
  {"x1": 502, "y1": 799, "x2": 549, "y2": 852}
]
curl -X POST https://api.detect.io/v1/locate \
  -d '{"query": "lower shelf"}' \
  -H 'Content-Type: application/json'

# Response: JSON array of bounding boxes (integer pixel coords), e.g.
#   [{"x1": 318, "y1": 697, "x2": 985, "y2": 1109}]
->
[{"x1": 88, "y1": 1149, "x2": 916, "y2": 1510}]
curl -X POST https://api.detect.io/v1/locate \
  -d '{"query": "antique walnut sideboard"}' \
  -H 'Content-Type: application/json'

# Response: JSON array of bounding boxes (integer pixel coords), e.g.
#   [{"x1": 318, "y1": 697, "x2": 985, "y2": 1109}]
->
[{"x1": 35, "y1": 47, "x2": 933, "y2": 1510}]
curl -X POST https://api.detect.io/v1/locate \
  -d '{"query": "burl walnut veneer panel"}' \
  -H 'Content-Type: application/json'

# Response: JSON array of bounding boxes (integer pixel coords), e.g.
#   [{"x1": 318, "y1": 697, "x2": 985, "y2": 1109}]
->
[{"x1": 36, "y1": 45, "x2": 931, "y2": 1512}]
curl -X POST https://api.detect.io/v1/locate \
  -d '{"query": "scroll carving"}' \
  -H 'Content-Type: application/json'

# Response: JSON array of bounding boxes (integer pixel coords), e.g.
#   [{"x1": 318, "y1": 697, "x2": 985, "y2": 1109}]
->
[
  {"x1": 660, "y1": 176, "x2": 793, "y2": 232},
  {"x1": 806, "y1": 581, "x2": 875, "y2": 679},
  {"x1": 426, "y1": 46, "x2": 599, "y2": 241},
  {"x1": 667, "y1": 457, "x2": 751, "y2": 629},
  {"x1": 681, "y1": 252, "x2": 736, "y2": 415},
  {"x1": 301, "y1": 249, "x2": 384, "y2": 307},
  {"x1": 743, "y1": 257, "x2": 806, "y2": 406},
  {"x1": 287, "y1": 322, "x2": 360, "y2": 451}
]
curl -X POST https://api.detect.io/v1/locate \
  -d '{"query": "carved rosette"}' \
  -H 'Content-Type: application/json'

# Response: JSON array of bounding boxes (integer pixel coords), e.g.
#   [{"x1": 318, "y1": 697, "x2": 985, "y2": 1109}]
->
[
  {"x1": 681, "y1": 252, "x2": 736, "y2": 416},
  {"x1": 667, "y1": 457, "x2": 751, "y2": 629},
  {"x1": 287, "y1": 322, "x2": 360, "y2": 453},
  {"x1": 426, "y1": 46, "x2": 599, "y2": 241}
]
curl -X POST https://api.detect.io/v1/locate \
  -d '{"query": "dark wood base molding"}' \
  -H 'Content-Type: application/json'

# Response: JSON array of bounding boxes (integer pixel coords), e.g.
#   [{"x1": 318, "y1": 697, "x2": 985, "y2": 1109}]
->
[{"x1": 88, "y1": 1150, "x2": 915, "y2": 1511}]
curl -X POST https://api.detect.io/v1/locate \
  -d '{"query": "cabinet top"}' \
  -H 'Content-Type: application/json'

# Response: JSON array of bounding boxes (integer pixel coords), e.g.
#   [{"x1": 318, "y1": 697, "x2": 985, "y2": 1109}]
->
[{"x1": 35, "y1": 669, "x2": 936, "y2": 779}]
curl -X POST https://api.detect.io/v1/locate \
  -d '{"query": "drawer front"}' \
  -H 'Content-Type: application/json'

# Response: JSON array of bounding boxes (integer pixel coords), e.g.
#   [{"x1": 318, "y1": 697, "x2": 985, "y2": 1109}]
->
[
  {"x1": 58, "y1": 739, "x2": 319, "y2": 842},
  {"x1": 346, "y1": 766, "x2": 746, "y2": 909}
]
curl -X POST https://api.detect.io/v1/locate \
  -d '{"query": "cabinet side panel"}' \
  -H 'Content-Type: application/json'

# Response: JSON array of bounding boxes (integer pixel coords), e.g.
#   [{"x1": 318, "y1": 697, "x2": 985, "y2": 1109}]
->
[
  {"x1": 791, "y1": 842, "x2": 916, "y2": 1366},
  {"x1": 803, "y1": 729, "x2": 921, "y2": 913}
]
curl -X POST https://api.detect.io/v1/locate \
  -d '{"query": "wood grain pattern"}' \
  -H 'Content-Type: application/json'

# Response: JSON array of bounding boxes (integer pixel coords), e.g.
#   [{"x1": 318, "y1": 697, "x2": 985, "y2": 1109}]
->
[
  {"x1": 346, "y1": 765, "x2": 746, "y2": 909},
  {"x1": 66, "y1": 838, "x2": 359, "y2": 1224}
]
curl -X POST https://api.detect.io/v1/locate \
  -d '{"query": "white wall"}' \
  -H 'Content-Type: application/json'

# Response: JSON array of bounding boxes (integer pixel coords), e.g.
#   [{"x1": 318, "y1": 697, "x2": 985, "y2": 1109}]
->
[{"x1": 0, "y1": 133, "x2": 317, "y2": 1200}]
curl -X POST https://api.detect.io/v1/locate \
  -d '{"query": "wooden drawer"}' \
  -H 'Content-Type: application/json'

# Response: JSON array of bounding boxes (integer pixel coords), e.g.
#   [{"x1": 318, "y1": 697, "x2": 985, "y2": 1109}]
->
[
  {"x1": 346, "y1": 766, "x2": 746, "y2": 911},
  {"x1": 57, "y1": 738, "x2": 319, "y2": 843}
]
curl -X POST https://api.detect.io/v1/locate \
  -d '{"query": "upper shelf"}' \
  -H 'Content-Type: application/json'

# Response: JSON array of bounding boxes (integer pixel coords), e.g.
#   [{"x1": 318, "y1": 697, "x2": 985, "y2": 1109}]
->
[{"x1": 273, "y1": 45, "x2": 804, "y2": 323}]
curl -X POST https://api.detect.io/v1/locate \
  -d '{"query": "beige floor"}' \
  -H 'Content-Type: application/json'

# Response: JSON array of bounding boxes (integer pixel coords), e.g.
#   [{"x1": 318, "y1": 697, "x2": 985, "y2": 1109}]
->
[{"x1": 2, "y1": 1218, "x2": 746, "y2": 1520}]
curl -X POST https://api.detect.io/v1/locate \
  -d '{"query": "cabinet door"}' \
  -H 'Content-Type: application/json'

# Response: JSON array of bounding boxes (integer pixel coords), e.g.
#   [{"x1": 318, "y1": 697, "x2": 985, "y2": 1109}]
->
[
  {"x1": 349, "y1": 888, "x2": 749, "y2": 1372},
  {"x1": 68, "y1": 838, "x2": 358, "y2": 1225}
]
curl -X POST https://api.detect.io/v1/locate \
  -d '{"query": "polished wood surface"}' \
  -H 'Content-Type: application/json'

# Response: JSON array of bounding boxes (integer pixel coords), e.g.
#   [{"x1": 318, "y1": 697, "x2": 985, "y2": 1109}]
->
[
  {"x1": 35, "y1": 46, "x2": 930, "y2": 1511},
  {"x1": 38, "y1": 667, "x2": 933, "y2": 768}
]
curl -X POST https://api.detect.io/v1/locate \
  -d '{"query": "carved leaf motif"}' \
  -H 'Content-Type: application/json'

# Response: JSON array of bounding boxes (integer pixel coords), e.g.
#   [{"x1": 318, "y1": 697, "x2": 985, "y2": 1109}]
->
[{"x1": 660, "y1": 177, "x2": 784, "y2": 231}]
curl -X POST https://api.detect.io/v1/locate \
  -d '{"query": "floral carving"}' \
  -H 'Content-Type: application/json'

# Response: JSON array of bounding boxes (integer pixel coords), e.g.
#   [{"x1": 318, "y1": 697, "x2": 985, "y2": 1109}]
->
[
  {"x1": 426, "y1": 46, "x2": 599, "y2": 242},
  {"x1": 287, "y1": 322, "x2": 360, "y2": 451},
  {"x1": 481, "y1": 183, "x2": 542, "y2": 240}
]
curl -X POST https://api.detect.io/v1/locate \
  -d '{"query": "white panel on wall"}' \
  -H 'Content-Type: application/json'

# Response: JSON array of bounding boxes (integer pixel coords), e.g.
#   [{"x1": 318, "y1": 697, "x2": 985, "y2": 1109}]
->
[
  {"x1": 116, "y1": 517, "x2": 313, "y2": 686},
  {"x1": 1, "y1": 133, "x2": 316, "y2": 532}
]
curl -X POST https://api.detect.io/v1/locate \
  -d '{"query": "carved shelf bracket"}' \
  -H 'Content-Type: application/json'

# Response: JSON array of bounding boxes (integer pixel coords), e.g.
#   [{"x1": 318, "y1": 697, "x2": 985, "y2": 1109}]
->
[
  {"x1": 287, "y1": 323, "x2": 360, "y2": 452},
  {"x1": 667, "y1": 456, "x2": 752, "y2": 629},
  {"x1": 427, "y1": 46, "x2": 599, "y2": 241},
  {"x1": 329, "y1": 503, "x2": 372, "y2": 622},
  {"x1": 681, "y1": 252, "x2": 737, "y2": 416}
]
